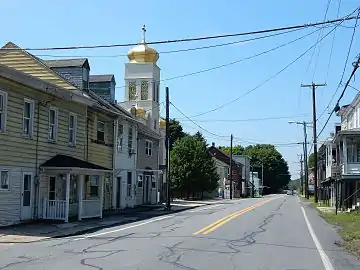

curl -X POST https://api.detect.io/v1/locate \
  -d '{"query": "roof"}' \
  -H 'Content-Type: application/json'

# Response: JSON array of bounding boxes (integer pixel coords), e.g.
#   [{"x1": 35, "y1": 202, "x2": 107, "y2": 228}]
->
[
  {"x1": 207, "y1": 145, "x2": 242, "y2": 168},
  {"x1": 41, "y1": 154, "x2": 110, "y2": 170},
  {"x1": 0, "y1": 42, "x2": 78, "y2": 90},
  {"x1": 89, "y1": 74, "x2": 115, "y2": 83},
  {"x1": 43, "y1": 58, "x2": 90, "y2": 69}
]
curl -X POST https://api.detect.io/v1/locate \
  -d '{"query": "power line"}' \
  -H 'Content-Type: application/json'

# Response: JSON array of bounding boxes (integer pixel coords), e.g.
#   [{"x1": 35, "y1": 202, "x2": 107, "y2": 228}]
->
[
  {"x1": 109, "y1": 25, "x2": 322, "y2": 93},
  {"x1": 187, "y1": 20, "x2": 344, "y2": 119},
  {"x1": 34, "y1": 28, "x2": 305, "y2": 58},
  {"x1": 179, "y1": 113, "x2": 311, "y2": 122},
  {"x1": 317, "y1": 55, "x2": 360, "y2": 138},
  {"x1": 2, "y1": 15, "x2": 360, "y2": 51},
  {"x1": 317, "y1": 8, "x2": 360, "y2": 121}
]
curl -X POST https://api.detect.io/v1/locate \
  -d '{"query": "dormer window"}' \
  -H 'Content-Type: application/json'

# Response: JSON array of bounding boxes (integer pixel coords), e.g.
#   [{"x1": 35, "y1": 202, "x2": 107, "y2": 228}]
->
[{"x1": 82, "y1": 68, "x2": 89, "y2": 90}]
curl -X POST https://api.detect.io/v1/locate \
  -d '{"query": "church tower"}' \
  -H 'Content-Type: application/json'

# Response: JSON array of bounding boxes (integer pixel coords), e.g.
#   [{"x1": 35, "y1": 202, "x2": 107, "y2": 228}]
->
[{"x1": 122, "y1": 25, "x2": 161, "y2": 132}]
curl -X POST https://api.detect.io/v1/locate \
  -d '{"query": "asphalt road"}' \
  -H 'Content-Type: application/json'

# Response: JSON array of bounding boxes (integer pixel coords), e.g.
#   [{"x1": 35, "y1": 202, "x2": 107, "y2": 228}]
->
[{"x1": 0, "y1": 195, "x2": 359, "y2": 270}]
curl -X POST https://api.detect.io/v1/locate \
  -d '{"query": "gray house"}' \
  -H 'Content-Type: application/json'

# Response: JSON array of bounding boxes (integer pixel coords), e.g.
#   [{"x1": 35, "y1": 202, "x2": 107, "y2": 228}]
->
[{"x1": 135, "y1": 124, "x2": 161, "y2": 205}]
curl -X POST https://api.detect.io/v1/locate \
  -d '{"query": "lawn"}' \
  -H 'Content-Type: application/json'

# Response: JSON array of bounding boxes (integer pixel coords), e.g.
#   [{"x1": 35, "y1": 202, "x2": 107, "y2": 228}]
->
[{"x1": 319, "y1": 211, "x2": 360, "y2": 257}]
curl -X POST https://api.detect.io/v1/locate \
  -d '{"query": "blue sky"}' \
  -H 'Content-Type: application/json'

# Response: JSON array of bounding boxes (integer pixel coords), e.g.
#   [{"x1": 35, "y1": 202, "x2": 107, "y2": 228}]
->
[{"x1": 1, "y1": 0, "x2": 359, "y2": 179}]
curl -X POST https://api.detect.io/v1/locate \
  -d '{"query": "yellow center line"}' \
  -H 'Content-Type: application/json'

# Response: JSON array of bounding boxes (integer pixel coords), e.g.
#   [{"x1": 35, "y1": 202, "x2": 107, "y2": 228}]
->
[{"x1": 193, "y1": 198, "x2": 274, "y2": 236}]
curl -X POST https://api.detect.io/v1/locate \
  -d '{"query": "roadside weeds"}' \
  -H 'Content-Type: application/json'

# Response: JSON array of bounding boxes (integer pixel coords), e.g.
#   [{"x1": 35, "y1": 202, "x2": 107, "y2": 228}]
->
[{"x1": 316, "y1": 207, "x2": 360, "y2": 258}]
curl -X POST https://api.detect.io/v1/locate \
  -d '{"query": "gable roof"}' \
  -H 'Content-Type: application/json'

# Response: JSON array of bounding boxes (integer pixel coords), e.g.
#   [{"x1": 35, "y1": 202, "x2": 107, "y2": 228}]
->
[
  {"x1": 43, "y1": 58, "x2": 90, "y2": 69},
  {"x1": 41, "y1": 154, "x2": 110, "y2": 170},
  {"x1": 207, "y1": 145, "x2": 242, "y2": 168},
  {"x1": 0, "y1": 42, "x2": 78, "y2": 90},
  {"x1": 89, "y1": 74, "x2": 115, "y2": 83}
]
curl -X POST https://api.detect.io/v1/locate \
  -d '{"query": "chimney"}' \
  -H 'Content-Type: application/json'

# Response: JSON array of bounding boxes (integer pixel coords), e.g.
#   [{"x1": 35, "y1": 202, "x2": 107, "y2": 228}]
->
[
  {"x1": 329, "y1": 132, "x2": 334, "y2": 138},
  {"x1": 212, "y1": 142, "x2": 215, "y2": 147}
]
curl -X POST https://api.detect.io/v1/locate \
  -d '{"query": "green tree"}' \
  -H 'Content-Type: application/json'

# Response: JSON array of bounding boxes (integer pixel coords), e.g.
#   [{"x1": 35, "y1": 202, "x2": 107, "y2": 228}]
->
[
  {"x1": 245, "y1": 144, "x2": 291, "y2": 194},
  {"x1": 169, "y1": 119, "x2": 187, "y2": 150},
  {"x1": 308, "y1": 153, "x2": 315, "y2": 169},
  {"x1": 193, "y1": 131, "x2": 206, "y2": 143},
  {"x1": 219, "y1": 145, "x2": 245, "y2": 155},
  {"x1": 171, "y1": 136, "x2": 218, "y2": 199}
]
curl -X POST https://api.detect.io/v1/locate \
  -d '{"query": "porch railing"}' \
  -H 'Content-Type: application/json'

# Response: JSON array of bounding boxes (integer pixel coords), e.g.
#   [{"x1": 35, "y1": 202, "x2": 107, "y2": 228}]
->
[
  {"x1": 81, "y1": 200, "x2": 101, "y2": 218},
  {"x1": 43, "y1": 199, "x2": 66, "y2": 220}
]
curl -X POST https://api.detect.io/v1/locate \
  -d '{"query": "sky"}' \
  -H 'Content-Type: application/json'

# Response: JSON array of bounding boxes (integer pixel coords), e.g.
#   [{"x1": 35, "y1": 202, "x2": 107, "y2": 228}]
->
[{"x1": 1, "y1": 0, "x2": 359, "y2": 179}]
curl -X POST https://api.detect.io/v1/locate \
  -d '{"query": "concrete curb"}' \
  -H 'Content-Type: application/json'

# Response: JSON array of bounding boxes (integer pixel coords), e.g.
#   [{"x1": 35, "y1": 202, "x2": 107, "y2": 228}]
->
[{"x1": 0, "y1": 204, "x2": 203, "y2": 244}]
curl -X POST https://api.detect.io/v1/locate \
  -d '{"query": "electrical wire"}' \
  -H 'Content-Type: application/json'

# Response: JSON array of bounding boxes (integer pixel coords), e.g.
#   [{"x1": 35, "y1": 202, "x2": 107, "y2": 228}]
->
[
  {"x1": 34, "y1": 28, "x2": 305, "y2": 59},
  {"x1": 179, "y1": 113, "x2": 311, "y2": 122},
  {"x1": 2, "y1": 15, "x2": 359, "y2": 51},
  {"x1": 317, "y1": 55, "x2": 360, "y2": 138},
  {"x1": 317, "y1": 8, "x2": 360, "y2": 121},
  {"x1": 311, "y1": 0, "x2": 332, "y2": 81},
  {"x1": 187, "y1": 20, "x2": 344, "y2": 119}
]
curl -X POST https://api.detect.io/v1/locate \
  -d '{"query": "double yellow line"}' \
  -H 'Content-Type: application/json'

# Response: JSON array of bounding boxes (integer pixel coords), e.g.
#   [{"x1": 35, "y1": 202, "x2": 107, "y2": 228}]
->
[{"x1": 193, "y1": 199, "x2": 273, "y2": 235}]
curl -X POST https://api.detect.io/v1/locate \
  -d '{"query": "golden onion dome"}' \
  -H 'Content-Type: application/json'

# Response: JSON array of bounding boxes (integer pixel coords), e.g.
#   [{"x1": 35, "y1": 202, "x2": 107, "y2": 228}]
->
[
  {"x1": 127, "y1": 25, "x2": 159, "y2": 64},
  {"x1": 159, "y1": 118, "x2": 166, "y2": 129},
  {"x1": 127, "y1": 107, "x2": 147, "y2": 119}
]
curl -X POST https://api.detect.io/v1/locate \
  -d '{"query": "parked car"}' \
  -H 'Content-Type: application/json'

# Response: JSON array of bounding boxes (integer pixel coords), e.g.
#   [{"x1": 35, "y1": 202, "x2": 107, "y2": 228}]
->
[{"x1": 286, "y1": 190, "x2": 294, "y2": 195}]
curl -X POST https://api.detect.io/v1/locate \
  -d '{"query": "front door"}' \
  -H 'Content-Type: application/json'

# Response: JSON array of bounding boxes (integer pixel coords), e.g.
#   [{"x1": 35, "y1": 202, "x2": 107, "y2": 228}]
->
[
  {"x1": 21, "y1": 173, "x2": 33, "y2": 220},
  {"x1": 116, "y1": 177, "x2": 121, "y2": 209},
  {"x1": 144, "y1": 175, "x2": 150, "y2": 204}
]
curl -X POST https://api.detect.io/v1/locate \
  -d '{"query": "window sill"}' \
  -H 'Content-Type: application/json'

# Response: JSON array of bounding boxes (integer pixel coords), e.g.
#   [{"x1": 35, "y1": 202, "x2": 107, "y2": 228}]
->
[
  {"x1": 91, "y1": 139, "x2": 113, "y2": 147},
  {"x1": 68, "y1": 143, "x2": 76, "y2": 147},
  {"x1": 48, "y1": 139, "x2": 57, "y2": 144},
  {"x1": 0, "y1": 189, "x2": 10, "y2": 192},
  {"x1": 22, "y1": 134, "x2": 33, "y2": 140}
]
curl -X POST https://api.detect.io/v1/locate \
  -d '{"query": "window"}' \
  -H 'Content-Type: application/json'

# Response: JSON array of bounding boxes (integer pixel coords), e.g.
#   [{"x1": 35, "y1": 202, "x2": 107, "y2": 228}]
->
[
  {"x1": 49, "y1": 177, "x2": 56, "y2": 200},
  {"x1": 127, "y1": 172, "x2": 132, "y2": 196},
  {"x1": 23, "y1": 99, "x2": 35, "y2": 137},
  {"x1": 128, "y1": 126, "x2": 133, "y2": 151},
  {"x1": 90, "y1": 176, "x2": 99, "y2": 197},
  {"x1": 0, "y1": 170, "x2": 9, "y2": 190},
  {"x1": 82, "y1": 68, "x2": 89, "y2": 90},
  {"x1": 145, "y1": 140, "x2": 153, "y2": 156},
  {"x1": 48, "y1": 107, "x2": 58, "y2": 141},
  {"x1": 0, "y1": 91, "x2": 7, "y2": 132},
  {"x1": 117, "y1": 124, "x2": 123, "y2": 152},
  {"x1": 97, "y1": 121, "x2": 105, "y2": 142},
  {"x1": 138, "y1": 174, "x2": 143, "y2": 188},
  {"x1": 141, "y1": 81, "x2": 148, "y2": 100},
  {"x1": 68, "y1": 113, "x2": 77, "y2": 145},
  {"x1": 151, "y1": 175, "x2": 156, "y2": 189},
  {"x1": 157, "y1": 84, "x2": 160, "y2": 103},
  {"x1": 152, "y1": 82, "x2": 156, "y2": 101},
  {"x1": 128, "y1": 81, "x2": 136, "y2": 100}
]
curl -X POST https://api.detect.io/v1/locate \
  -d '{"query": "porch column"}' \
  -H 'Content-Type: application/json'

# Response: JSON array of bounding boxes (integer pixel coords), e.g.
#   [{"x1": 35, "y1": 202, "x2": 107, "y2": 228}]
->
[
  {"x1": 99, "y1": 175, "x2": 104, "y2": 218},
  {"x1": 343, "y1": 138, "x2": 348, "y2": 174},
  {"x1": 78, "y1": 175, "x2": 84, "y2": 221},
  {"x1": 65, "y1": 173, "x2": 71, "y2": 223}
]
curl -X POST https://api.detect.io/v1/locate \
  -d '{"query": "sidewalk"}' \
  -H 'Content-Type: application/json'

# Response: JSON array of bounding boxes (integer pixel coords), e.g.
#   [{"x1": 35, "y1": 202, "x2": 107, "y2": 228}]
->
[{"x1": 0, "y1": 199, "x2": 218, "y2": 244}]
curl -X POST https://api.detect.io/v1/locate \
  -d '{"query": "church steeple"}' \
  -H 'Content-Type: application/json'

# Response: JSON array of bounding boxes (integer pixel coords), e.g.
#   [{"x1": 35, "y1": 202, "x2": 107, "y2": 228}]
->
[{"x1": 123, "y1": 25, "x2": 161, "y2": 131}]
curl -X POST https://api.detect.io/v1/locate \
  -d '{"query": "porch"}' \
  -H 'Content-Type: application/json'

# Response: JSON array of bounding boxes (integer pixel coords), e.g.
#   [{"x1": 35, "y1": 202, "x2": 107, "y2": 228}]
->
[{"x1": 40, "y1": 155, "x2": 112, "y2": 222}]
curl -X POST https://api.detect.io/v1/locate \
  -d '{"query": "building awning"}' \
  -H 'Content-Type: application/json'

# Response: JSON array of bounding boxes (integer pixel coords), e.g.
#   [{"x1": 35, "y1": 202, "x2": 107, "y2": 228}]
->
[{"x1": 40, "y1": 154, "x2": 112, "y2": 175}]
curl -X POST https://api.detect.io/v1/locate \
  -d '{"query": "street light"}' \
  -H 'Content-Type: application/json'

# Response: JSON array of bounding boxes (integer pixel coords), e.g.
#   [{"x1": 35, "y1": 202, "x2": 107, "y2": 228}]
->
[{"x1": 288, "y1": 120, "x2": 311, "y2": 199}]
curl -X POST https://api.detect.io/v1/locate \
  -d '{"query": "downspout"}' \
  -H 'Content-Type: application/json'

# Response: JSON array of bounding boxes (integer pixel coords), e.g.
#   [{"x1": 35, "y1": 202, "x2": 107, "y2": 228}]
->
[
  {"x1": 34, "y1": 101, "x2": 41, "y2": 219},
  {"x1": 85, "y1": 107, "x2": 88, "y2": 161},
  {"x1": 86, "y1": 116, "x2": 89, "y2": 161},
  {"x1": 112, "y1": 118, "x2": 117, "y2": 209}
]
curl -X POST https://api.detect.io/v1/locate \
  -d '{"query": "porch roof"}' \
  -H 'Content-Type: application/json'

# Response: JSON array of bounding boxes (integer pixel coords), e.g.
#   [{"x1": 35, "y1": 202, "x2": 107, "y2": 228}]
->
[
  {"x1": 333, "y1": 129, "x2": 360, "y2": 142},
  {"x1": 40, "y1": 154, "x2": 111, "y2": 174}
]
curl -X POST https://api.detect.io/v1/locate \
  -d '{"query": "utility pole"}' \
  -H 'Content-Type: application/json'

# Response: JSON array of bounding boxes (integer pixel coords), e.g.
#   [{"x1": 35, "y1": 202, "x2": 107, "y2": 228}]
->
[
  {"x1": 301, "y1": 83, "x2": 326, "y2": 203},
  {"x1": 299, "y1": 154, "x2": 304, "y2": 195},
  {"x1": 165, "y1": 87, "x2": 171, "y2": 211},
  {"x1": 229, "y1": 134, "x2": 233, "y2": 200},
  {"x1": 302, "y1": 126, "x2": 309, "y2": 199}
]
